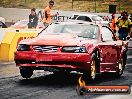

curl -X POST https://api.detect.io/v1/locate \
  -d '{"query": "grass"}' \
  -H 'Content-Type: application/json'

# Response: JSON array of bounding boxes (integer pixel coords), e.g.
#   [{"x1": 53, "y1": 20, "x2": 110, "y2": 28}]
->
[{"x1": 0, "y1": 0, "x2": 132, "y2": 13}]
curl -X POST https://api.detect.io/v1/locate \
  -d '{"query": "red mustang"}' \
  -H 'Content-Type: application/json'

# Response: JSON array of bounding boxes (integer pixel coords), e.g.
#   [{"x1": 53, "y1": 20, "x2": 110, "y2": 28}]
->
[{"x1": 14, "y1": 21, "x2": 127, "y2": 80}]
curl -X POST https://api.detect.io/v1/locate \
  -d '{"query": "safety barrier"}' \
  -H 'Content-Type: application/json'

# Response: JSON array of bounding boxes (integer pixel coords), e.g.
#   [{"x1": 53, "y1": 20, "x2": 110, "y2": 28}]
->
[{"x1": 0, "y1": 28, "x2": 41, "y2": 61}]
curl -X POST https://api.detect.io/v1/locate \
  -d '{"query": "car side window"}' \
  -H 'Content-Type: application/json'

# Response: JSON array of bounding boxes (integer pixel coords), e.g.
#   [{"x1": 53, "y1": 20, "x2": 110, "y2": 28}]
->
[
  {"x1": 85, "y1": 17, "x2": 92, "y2": 22},
  {"x1": 71, "y1": 15, "x2": 78, "y2": 20},
  {"x1": 77, "y1": 16, "x2": 92, "y2": 22},
  {"x1": 102, "y1": 27, "x2": 114, "y2": 41}
]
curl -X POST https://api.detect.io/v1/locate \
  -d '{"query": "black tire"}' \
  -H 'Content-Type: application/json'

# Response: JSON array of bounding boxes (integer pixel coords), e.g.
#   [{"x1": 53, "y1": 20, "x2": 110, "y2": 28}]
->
[
  {"x1": 115, "y1": 54, "x2": 126, "y2": 77},
  {"x1": 20, "y1": 68, "x2": 33, "y2": 78},
  {"x1": 83, "y1": 53, "x2": 100, "y2": 81},
  {"x1": 89, "y1": 53, "x2": 99, "y2": 80},
  {"x1": 123, "y1": 51, "x2": 127, "y2": 66}
]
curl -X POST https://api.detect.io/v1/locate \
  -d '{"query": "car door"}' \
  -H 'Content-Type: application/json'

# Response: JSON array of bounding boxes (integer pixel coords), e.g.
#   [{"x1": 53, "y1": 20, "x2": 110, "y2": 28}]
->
[{"x1": 98, "y1": 27, "x2": 121, "y2": 64}]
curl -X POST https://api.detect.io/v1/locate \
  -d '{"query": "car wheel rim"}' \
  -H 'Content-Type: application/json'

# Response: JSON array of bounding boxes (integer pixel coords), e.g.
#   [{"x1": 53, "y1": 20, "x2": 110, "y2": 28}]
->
[
  {"x1": 91, "y1": 60, "x2": 96, "y2": 78},
  {"x1": 119, "y1": 59, "x2": 123, "y2": 74}
]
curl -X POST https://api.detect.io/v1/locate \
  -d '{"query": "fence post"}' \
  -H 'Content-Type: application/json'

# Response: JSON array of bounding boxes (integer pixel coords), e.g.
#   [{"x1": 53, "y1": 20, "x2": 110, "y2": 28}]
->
[
  {"x1": 72, "y1": 0, "x2": 73, "y2": 9},
  {"x1": 94, "y1": 0, "x2": 96, "y2": 13}
]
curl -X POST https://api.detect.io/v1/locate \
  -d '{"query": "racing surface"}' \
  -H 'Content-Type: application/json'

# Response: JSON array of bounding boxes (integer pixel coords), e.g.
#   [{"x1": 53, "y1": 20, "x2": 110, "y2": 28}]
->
[{"x1": 0, "y1": 42, "x2": 132, "y2": 99}]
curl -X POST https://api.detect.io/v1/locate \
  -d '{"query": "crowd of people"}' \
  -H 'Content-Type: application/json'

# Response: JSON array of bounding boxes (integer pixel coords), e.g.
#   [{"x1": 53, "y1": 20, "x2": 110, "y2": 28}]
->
[
  {"x1": 110, "y1": 11, "x2": 132, "y2": 41},
  {"x1": 28, "y1": 0, "x2": 58, "y2": 29},
  {"x1": 27, "y1": 0, "x2": 132, "y2": 41}
]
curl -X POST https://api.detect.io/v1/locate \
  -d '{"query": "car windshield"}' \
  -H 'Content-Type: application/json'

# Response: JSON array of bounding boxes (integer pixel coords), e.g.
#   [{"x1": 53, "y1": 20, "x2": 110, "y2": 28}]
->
[
  {"x1": 92, "y1": 16, "x2": 103, "y2": 21},
  {"x1": 38, "y1": 23, "x2": 99, "y2": 39}
]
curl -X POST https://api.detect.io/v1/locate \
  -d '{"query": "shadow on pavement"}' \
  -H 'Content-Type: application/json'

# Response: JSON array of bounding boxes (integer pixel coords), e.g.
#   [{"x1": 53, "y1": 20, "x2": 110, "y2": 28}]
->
[{"x1": 18, "y1": 72, "x2": 126, "y2": 87}]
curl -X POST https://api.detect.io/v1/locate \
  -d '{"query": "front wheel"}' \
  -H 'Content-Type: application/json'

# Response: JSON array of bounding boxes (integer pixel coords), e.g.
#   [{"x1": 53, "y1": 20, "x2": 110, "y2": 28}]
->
[
  {"x1": 20, "y1": 68, "x2": 33, "y2": 78},
  {"x1": 83, "y1": 53, "x2": 100, "y2": 82},
  {"x1": 89, "y1": 53, "x2": 100, "y2": 80}
]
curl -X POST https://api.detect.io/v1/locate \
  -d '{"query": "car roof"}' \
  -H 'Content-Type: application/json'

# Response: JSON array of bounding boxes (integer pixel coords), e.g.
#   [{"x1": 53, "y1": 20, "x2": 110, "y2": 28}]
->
[
  {"x1": 71, "y1": 13, "x2": 98, "y2": 17},
  {"x1": 53, "y1": 20, "x2": 99, "y2": 26}
]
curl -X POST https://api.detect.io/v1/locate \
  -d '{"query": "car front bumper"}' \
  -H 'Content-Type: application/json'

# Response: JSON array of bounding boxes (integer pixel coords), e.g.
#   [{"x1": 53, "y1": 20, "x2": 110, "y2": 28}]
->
[{"x1": 14, "y1": 51, "x2": 91, "y2": 71}]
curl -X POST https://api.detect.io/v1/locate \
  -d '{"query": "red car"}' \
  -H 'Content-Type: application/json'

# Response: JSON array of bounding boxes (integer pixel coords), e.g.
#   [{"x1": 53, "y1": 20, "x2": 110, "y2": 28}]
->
[{"x1": 14, "y1": 21, "x2": 127, "y2": 80}]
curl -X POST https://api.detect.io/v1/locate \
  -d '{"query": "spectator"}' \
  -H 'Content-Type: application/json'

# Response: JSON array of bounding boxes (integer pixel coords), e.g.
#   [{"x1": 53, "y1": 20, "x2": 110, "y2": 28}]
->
[
  {"x1": 103, "y1": 15, "x2": 109, "y2": 21},
  {"x1": 127, "y1": 24, "x2": 132, "y2": 39},
  {"x1": 130, "y1": 14, "x2": 132, "y2": 22},
  {"x1": 42, "y1": 0, "x2": 58, "y2": 28},
  {"x1": 116, "y1": 11, "x2": 131, "y2": 40},
  {"x1": 110, "y1": 13, "x2": 117, "y2": 33},
  {"x1": 28, "y1": 8, "x2": 38, "y2": 28}
]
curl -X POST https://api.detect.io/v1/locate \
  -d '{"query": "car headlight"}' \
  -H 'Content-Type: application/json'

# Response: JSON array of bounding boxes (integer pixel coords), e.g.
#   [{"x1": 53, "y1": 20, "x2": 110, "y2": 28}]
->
[
  {"x1": 62, "y1": 46, "x2": 86, "y2": 53},
  {"x1": 17, "y1": 44, "x2": 31, "y2": 51}
]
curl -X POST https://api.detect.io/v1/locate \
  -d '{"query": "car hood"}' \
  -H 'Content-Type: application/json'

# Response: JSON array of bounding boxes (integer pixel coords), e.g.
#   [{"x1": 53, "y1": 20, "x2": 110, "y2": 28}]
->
[{"x1": 19, "y1": 33, "x2": 97, "y2": 46}]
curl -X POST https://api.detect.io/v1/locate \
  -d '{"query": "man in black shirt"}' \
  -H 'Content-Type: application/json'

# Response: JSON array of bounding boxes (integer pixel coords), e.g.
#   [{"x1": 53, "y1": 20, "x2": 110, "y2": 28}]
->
[{"x1": 28, "y1": 8, "x2": 38, "y2": 28}]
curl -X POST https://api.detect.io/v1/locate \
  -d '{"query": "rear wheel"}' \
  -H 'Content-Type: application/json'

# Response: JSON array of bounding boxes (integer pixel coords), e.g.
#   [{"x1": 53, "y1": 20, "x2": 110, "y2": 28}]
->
[
  {"x1": 123, "y1": 51, "x2": 127, "y2": 66},
  {"x1": 20, "y1": 67, "x2": 33, "y2": 78},
  {"x1": 115, "y1": 56, "x2": 126, "y2": 77}
]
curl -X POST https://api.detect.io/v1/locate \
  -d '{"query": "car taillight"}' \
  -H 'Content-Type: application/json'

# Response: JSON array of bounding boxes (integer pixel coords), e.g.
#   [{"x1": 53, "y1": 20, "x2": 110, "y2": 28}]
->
[{"x1": 17, "y1": 44, "x2": 31, "y2": 51}]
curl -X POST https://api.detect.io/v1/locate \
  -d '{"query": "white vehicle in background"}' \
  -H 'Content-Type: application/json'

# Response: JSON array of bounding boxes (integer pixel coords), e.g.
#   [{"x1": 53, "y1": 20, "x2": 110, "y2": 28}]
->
[
  {"x1": 10, "y1": 20, "x2": 44, "y2": 29},
  {"x1": 0, "y1": 17, "x2": 5, "y2": 24},
  {"x1": 0, "y1": 17, "x2": 7, "y2": 28},
  {"x1": 69, "y1": 13, "x2": 109, "y2": 26}
]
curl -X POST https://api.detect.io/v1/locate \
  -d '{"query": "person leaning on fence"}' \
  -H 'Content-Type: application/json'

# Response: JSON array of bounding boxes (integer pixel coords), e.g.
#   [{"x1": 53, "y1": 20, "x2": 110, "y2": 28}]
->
[
  {"x1": 42, "y1": 0, "x2": 58, "y2": 28},
  {"x1": 116, "y1": 11, "x2": 131, "y2": 40},
  {"x1": 28, "y1": 8, "x2": 38, "y2": 28}
]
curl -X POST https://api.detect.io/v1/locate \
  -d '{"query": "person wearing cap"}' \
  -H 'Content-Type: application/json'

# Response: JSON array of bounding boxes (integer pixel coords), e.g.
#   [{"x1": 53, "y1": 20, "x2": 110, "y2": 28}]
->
[
  {"x1": 43, "y1": 0, "x2": 57, "y2": 28},
  {"x1": 110, "y1": 13, "x2": 117, "y2": 33},
  {"x1": 116, "y1": 11, "x2": 131, "y2": 40},
  {"x1": 28, "y1": 8, "x2": 38, "y2": 28}
]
